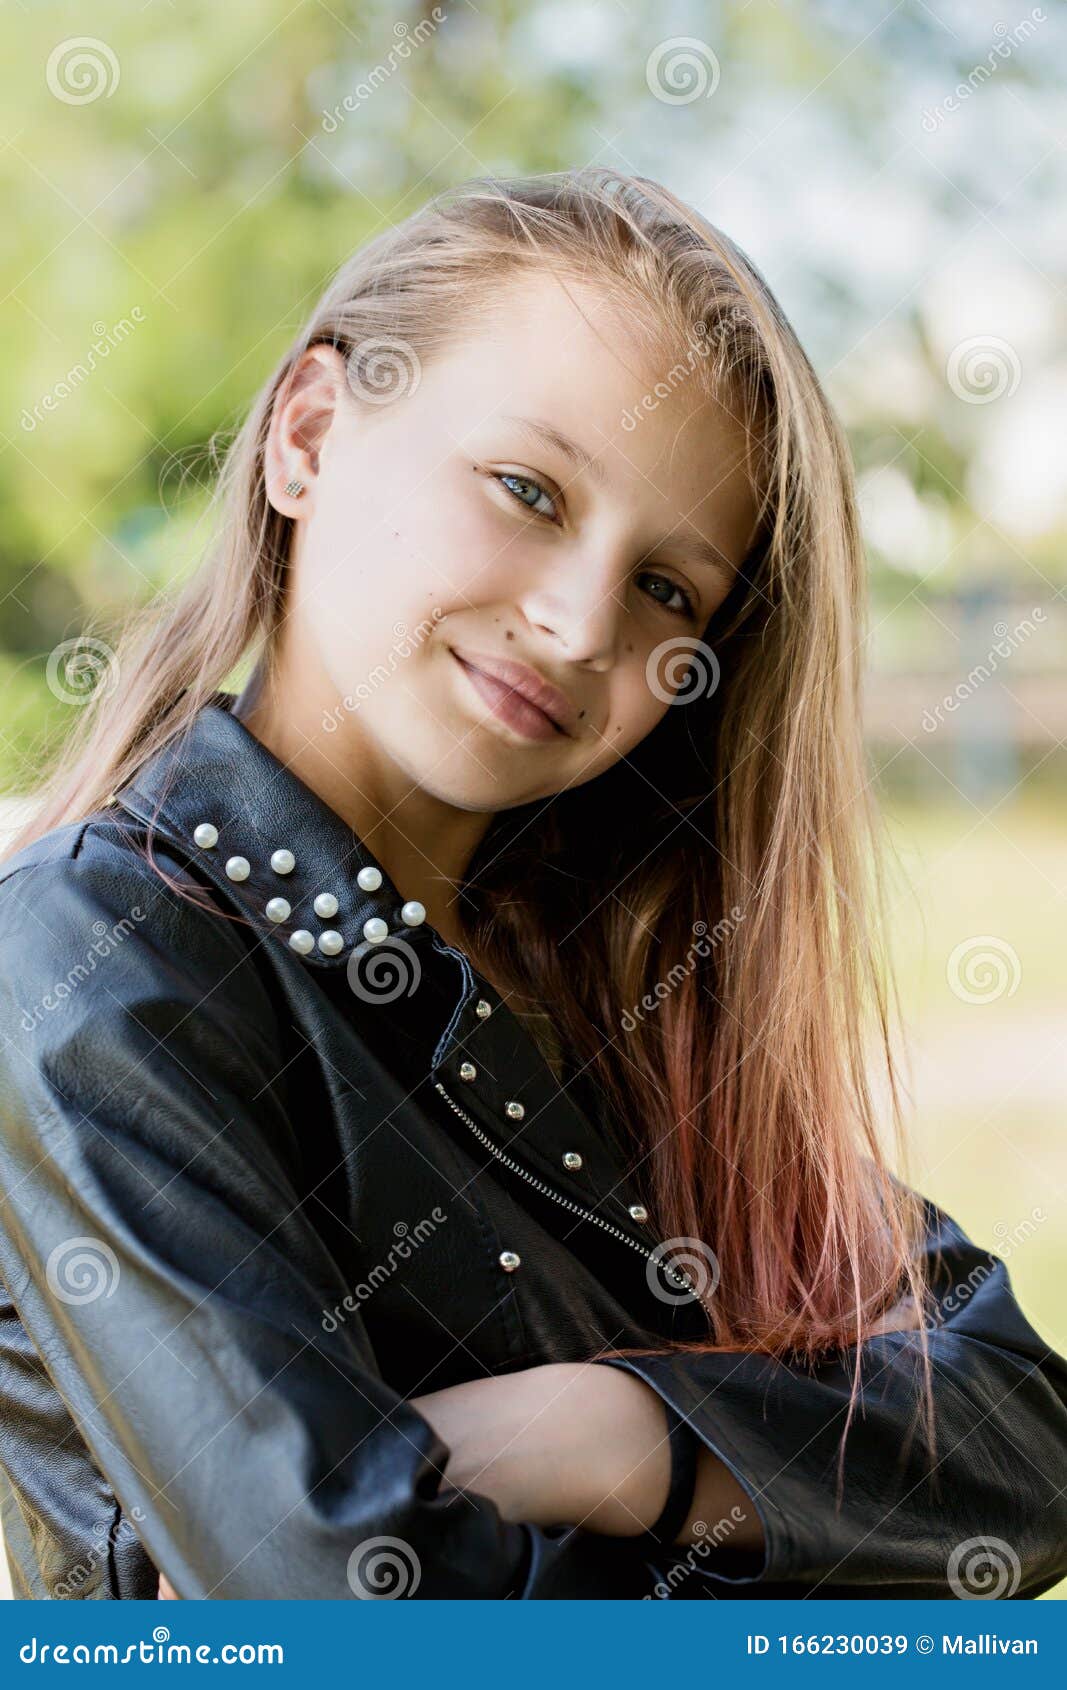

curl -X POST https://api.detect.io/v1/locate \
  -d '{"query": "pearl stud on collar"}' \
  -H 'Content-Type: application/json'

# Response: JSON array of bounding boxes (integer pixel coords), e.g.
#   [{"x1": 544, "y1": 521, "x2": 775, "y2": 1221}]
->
[
  {"x1": 357, "y1": 866, "x2": 382, "y2": 892},
  {"x1": 270, "y1": 849, "x2": 295, "y2": 875},
  {"x1": 313, "y1": 892, "x2": 339, "y2": 919},
  {"x1": 400, "y1": 901, "x2": 426, "y2": 926},
  {"x1": 193, "y1": 822, "x2": 218, "y2": 849},
  {"x1": 363, "y1": 917, "x2": 388, "y2": 944},
  {"x1": 225, "y1": 856, "x2": 250, "y2": 882},
  {"x1": 318, "y1": 930, "x2": 344, "y2": 956},
  {"x1": 265, "y1": 897, "x2": 291, "y2": 923},
  {"x1": 289, "y1": 930, "x2": 315, "y2": 954}
]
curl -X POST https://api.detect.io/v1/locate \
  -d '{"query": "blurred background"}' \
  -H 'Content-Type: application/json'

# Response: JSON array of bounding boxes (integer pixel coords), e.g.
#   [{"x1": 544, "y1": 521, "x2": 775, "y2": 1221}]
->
[{"x1": 0, "y1": 0, "x2": 1064, "y2": 1600}]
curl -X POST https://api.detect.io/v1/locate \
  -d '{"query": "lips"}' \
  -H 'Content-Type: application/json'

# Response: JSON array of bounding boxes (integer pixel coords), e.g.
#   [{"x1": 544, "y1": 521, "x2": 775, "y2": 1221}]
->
[{"x1": 449, "y1": 648, "x2": 578, "y2": 737}]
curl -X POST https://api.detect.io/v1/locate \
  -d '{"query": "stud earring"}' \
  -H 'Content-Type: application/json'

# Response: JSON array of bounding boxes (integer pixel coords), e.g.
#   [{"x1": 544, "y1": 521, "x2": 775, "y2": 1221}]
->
[{"x1": 284, "y1": 479, "x2": 305, "y2": 498}]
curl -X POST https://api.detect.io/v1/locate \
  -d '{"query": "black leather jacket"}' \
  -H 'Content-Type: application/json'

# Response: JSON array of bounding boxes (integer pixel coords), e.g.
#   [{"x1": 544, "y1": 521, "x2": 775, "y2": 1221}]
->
[{"x1": 0, "y1": 694, "x2": 1065, "y2": 1600}]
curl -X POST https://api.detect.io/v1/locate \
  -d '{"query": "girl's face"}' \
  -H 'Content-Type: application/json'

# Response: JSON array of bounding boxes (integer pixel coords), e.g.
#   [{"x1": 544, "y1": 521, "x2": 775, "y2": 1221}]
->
[{"x1": 268, "y1": 270, "x2": 759, "y2": 813}]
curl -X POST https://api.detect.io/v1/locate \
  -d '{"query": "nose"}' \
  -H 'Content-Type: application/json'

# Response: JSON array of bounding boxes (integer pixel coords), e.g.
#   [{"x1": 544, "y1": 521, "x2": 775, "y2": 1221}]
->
[{"x1": 518, "y1": 540, "x2": 624, "y2": 670}]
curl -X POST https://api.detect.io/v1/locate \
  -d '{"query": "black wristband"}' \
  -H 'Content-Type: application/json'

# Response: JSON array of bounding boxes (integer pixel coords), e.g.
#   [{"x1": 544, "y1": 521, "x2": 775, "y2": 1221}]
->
[{"x1": 643, "y1": 1400, "x2": 700, "y2": 1547}]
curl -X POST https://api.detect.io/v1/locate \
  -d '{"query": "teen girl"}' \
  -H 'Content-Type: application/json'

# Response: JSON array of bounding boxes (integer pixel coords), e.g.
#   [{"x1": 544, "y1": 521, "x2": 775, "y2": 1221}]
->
[{"x1": 1, "y1": 169, "x2": 1064, "y2": 1600}]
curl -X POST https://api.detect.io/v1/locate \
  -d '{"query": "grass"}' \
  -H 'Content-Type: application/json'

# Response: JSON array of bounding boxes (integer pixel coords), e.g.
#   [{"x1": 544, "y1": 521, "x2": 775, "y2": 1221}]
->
[{"x1": 882, "y1": 791, "x2": 1066, "y2": 1598}]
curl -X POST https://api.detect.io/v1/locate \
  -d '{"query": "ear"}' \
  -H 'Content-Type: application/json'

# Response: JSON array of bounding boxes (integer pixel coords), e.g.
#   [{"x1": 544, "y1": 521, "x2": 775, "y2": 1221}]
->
[{"x1": 264, "y1": 344, "x2": 350, "y2": 517}]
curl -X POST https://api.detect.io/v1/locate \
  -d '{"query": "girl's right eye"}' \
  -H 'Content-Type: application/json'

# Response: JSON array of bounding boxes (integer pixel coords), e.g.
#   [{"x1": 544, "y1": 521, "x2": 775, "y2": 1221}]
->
[{"x1": 495, "y1": 472, "x2": 560, "y2": 523}]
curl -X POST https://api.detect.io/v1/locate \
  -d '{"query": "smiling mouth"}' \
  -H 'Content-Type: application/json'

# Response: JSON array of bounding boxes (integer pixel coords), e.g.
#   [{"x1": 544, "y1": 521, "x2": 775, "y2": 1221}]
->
[{"x1": 450, "y1": 650, "x2": 570, "y2": 743}]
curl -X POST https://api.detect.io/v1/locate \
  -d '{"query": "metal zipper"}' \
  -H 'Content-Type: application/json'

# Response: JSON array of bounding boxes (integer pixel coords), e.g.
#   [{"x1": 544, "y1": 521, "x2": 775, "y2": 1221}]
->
[{"x1": 433, "y1": 1079, "x2": 694, "y2": 1294}]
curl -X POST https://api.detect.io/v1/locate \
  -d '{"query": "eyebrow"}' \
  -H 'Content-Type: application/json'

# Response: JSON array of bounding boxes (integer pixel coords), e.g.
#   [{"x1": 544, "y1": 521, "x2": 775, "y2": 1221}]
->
[{"x1": 498, "y1": 413, "x2": 737, "y2": 578}]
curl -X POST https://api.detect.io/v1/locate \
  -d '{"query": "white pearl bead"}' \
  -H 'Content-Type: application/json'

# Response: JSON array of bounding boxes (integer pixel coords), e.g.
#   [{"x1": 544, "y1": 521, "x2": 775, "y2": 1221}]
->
[
  {"x1": 357, "y1": 865, "x2": 382, "y2": 891},
  {"x1": 270, "y1": 849, "x2": 295, "y2": 875},
  {"x1": 363, "y1": 916, "x2": 388, "y2": 944},
  {"x1": 313, "y1": 892, "x2": 339, "y2": 919},
  {"x1": 289, "y1": 929, "x2": 315, "y2": 954},
  {"x1": 317, "y1": 929, "x2": 344, "y2": 956},
  {"x1": 193, "y1": 822, "x2": 218, "y2": 849},
  {"x1": 265, "y1": 897, "x2": 291, "y2": 923},
  {"x1": 225, "y1": 856, "x2": 250, "y2": 882},
  {"x1": 400, "y1": 900, "x2": 426, "y2": 926}
]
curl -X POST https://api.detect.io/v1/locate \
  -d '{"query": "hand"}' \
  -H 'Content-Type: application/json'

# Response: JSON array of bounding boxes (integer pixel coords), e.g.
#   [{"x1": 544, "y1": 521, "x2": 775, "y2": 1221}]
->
[{"x1": 409, "y1": 1361, "x2": 673, "y2": 1534}]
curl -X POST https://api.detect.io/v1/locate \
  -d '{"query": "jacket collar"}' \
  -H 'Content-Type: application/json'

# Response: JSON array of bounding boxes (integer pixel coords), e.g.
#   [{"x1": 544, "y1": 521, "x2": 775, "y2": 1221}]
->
[{"x1": 111, "y1": 691, "x2": 438, "y2": 975}]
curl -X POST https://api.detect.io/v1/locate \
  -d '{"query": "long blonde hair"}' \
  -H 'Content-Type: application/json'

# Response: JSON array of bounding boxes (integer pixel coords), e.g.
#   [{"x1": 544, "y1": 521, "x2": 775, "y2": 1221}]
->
[{"x1": 5, "y1": 168, "x2": 938, "y2": 1497}]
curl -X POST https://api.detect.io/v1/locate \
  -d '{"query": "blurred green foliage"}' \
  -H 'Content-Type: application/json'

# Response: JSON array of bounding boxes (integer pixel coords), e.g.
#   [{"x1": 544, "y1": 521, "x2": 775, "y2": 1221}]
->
[{"x1": 3, "y1": 0, "x2": 1065, "y2": 788}]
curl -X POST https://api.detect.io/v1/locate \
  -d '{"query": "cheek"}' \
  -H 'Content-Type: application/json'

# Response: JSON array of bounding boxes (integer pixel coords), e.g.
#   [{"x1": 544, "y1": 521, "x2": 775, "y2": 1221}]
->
[{"x1": 592, "y1": 662, "x2": 670, "y2": 760}]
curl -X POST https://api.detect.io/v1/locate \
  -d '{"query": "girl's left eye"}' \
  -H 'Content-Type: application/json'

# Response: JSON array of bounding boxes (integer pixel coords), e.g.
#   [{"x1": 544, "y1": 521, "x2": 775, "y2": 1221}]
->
[
  {"x1": 637, "y1": 572, "x2": 698, "y2": 619},
  {"x1": 497, "y1": 473, "x2": 559, "y2": 521}
]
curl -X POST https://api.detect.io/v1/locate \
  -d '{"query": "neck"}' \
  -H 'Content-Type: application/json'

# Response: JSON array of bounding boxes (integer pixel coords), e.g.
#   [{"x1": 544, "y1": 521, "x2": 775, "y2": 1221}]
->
[{"x1": 231, "y1": 659, "x2": 491, "y2": 945}]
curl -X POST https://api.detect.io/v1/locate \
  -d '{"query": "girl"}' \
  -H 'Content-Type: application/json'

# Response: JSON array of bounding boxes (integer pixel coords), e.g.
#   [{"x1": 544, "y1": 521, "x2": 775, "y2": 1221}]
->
[{"x1": 0, "y1": 169, "x2": 1064, "y2": 1601}]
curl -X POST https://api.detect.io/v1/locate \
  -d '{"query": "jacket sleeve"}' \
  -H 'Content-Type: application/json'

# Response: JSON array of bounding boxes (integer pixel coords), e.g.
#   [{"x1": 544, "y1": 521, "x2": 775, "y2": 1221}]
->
[
  {"x1": 599, "y1": 1191, "x2": 1067, "y2": 1597},
  {"x1": 0, "y1": 841, "x2": 658, "y2": 1600}
]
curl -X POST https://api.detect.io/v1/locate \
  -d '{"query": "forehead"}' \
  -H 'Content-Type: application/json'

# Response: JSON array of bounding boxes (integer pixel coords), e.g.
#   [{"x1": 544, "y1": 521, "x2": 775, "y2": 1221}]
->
[{"x1": 427, "y1": 269, "x2": 761, "y2": 563}]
